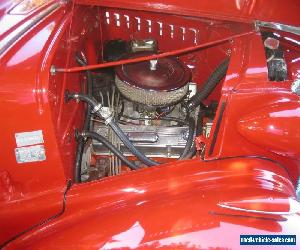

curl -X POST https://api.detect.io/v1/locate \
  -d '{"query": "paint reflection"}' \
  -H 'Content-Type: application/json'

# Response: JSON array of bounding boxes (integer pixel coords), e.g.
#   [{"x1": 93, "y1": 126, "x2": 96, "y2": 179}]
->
[{"x1": 101, "y1": 221, "x2": 145, "y2": 249}]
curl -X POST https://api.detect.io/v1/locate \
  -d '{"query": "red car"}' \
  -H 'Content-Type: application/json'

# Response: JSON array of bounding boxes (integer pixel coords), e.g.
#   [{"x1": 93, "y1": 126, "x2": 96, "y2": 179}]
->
[{"x1": 0, "y1": 0, "x2": 300, "y2": 249}]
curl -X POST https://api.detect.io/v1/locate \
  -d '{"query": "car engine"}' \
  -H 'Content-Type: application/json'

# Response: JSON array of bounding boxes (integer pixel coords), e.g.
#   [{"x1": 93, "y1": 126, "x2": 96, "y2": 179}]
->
[{"x1": 71, "y1": 39, "x2": 217, "y2": 181}]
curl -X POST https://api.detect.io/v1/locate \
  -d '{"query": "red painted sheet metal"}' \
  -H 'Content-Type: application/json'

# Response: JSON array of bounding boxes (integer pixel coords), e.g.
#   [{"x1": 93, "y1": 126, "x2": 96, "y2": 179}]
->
[
  {"x1": 238, "y1": 101, "x2": 300, "y2": 158},
  {"x1": 4, "y1": 158, "x2": 299, "y2": 249},
  {"x1": 205, "y1": 31, "x2": 300, "y2": 184},
  {"x1": 0, "y1": 1, "x2": 299, "y2": 248},
  {"x1": 0, "y1": 2, "x2": 70, "y2": 245},
  {"x1": 56, "y1": 30, "x2": 254, "y2": 73},
  {"x1": 74, "y1": 0, "x2": 300, "y2": 27},
  {"x1": 0, "y1": 0, "x2": 57, "y2": 40}
]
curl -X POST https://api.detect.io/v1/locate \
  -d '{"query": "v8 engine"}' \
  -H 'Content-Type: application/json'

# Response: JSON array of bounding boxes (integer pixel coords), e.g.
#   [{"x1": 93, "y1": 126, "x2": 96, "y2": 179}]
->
[{"x1": 68, "y1": 39, "x2": 220, "y2": 181}]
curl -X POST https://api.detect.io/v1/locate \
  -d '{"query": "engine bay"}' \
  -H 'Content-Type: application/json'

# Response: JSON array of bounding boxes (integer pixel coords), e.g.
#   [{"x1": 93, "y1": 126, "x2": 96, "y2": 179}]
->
[
  {"x1": 72, "y1": 38, "x2": 221, "y2": 181},
  {"x1": 2, "y1": 1, "x2": 300, "y2": 246},
  {"x1": 45, "y1": 6, "x2": 295, "y2": 184}
]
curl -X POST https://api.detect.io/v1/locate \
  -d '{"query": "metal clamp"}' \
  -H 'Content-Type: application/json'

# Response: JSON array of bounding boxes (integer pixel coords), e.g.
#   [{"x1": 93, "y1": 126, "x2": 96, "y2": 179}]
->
[
  {"x1": 98, "y1": 107, "x2": 114, "y2": 124},
  {"x1": 92, "y1": 104, "x2": 102, "y2": 114}
]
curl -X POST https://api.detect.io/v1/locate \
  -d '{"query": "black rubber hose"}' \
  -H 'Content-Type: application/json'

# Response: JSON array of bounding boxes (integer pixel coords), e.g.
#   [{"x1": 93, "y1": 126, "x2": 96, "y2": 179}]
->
[
  {"x1": 121, "y1": 115, "x2": 187, "y2": 125},
  {"x1": 183, "y1": 109, "x2": 204, "y2": 159},
  {"x1": 109, "y1": 121, "x2": 159, "y2": 166},
  {"x1": 178, "y1": 116, "x2": 195, "y2": 159},
  {"x1": 187, "y1": 57, "x2": 230, "y2": 110},
  {"x1": 66, "y1": 92, "x2": 98, "y2": 109},
  {"x1": 74, "y1": 54, "x2": 93, "y2": 183},
  {"x1": 110, "y1": 114, "x2": 194, "y2": 164},
  {"x1": 79, "y1": 131, "x2": 138, "y2": 170},
  {"x1": 66, "y1": 93, "x2": 159, "y2": 166},
  {"x1": 75, "y1": 137, "x2": 85, "y2": 182}
]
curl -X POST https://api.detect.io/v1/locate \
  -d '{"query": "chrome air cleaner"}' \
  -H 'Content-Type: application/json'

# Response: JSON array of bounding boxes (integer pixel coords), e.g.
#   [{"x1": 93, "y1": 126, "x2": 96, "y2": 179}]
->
[{"x1": 115, "y1": 52, "x2": 191, "y2": 106}]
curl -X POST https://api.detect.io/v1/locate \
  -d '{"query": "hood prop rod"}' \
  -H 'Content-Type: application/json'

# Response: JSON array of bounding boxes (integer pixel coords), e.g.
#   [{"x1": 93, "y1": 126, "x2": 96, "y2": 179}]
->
[{"x1": 53, "y1": 30, "x2": 255, "y2": 74}]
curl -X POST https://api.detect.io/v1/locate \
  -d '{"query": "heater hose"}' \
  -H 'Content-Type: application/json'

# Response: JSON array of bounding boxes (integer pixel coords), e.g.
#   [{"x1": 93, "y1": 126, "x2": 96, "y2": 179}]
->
[
  {"x1": 187, "y1": 57, "x2": 229, "y2": 111},
  {"x1": 78, "y1": 131, "x2": 139, "y2": 170}
]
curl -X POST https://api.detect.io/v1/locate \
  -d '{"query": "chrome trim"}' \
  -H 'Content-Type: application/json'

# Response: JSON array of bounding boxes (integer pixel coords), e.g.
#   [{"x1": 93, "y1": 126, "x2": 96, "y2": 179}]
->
[
  {"x1": 256, "y1": 21, "x2": 300, "y2": 36},
  {"x1": 0, "y1": 2, "x2": 61, "y2": 56},
  {"x1": 218, "y1": 198, "x2": 300, "y2": 216}
]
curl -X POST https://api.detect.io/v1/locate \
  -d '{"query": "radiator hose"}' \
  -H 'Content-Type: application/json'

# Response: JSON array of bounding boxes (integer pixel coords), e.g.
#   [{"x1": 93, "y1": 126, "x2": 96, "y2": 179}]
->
[{"x1": 187, "y1": 57, "x2": 229, "y2": 111}]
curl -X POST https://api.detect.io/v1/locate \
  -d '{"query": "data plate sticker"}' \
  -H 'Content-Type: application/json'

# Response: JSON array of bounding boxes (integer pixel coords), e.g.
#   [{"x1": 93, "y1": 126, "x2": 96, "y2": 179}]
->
[
  {"x1": 15, "y1": 145, "x2": 46, "y2": 163},
  {"x1": 15, "y1": 130, "x2": 44, "y2": 147}
]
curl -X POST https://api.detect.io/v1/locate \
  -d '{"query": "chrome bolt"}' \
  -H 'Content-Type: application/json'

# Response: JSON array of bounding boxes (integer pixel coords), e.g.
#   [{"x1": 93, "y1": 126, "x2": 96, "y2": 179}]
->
[{"x1": 150, "y1": 60, "x2": 158, "y2": 71}]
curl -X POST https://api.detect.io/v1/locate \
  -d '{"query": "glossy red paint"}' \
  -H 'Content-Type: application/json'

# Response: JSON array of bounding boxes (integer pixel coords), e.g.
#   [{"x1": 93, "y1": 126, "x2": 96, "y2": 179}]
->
[
  {"x1": 4, "y1": 158, "x2": 300, "y2": 249},
  {"x1": 238, "y1": 101, "x2": 300, "y2": 158},
  {"x1": 205, "y1": 31, "x2": 300, "y2": 184},
  {"x1": 0, "y1": 2, "x2": 70, "y2": 243},
  {"x1": 57, "y1": 31, "x2": 254, "y2": 73},
  {"x1": 75, "y1": 0, "x2": 300, "y2": 27},
  {"x1": 0, "y1": 1, "x2": 55, "y2": 39},
  {"x1": 0, "y1": 2, "x2": 105, "y2": 242},
  {"x1": 0, "y1": 0, "x2": 299, "y2": 248}
]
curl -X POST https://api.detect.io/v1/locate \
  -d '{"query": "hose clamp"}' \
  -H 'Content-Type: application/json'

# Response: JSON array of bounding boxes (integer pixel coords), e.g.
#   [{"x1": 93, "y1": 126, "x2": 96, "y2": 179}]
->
[
  {"x1": 76, "y1": 130, "x2": 87, "y2": 140},
  {"x1": 92, "y1": 103, "x2": 102, "y2": 114},
  {"x1": 80, "y1": 131, "x2": 87, "y2": 138},
  {"x1": 98, "y1": 107, "x2": 114, "y2": 124}
]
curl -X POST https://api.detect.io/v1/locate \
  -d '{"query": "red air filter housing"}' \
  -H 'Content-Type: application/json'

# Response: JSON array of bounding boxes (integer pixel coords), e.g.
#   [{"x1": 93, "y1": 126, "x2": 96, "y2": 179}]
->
[{"x1": 115, "y1": 52, "x2": 191, "y2": 106}]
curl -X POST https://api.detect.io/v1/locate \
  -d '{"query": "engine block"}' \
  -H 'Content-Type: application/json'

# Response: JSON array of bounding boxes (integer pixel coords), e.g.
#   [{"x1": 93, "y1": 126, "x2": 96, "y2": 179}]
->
[{"x1": 92, "y1": 123, "x2": 189, "y2": 158}]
